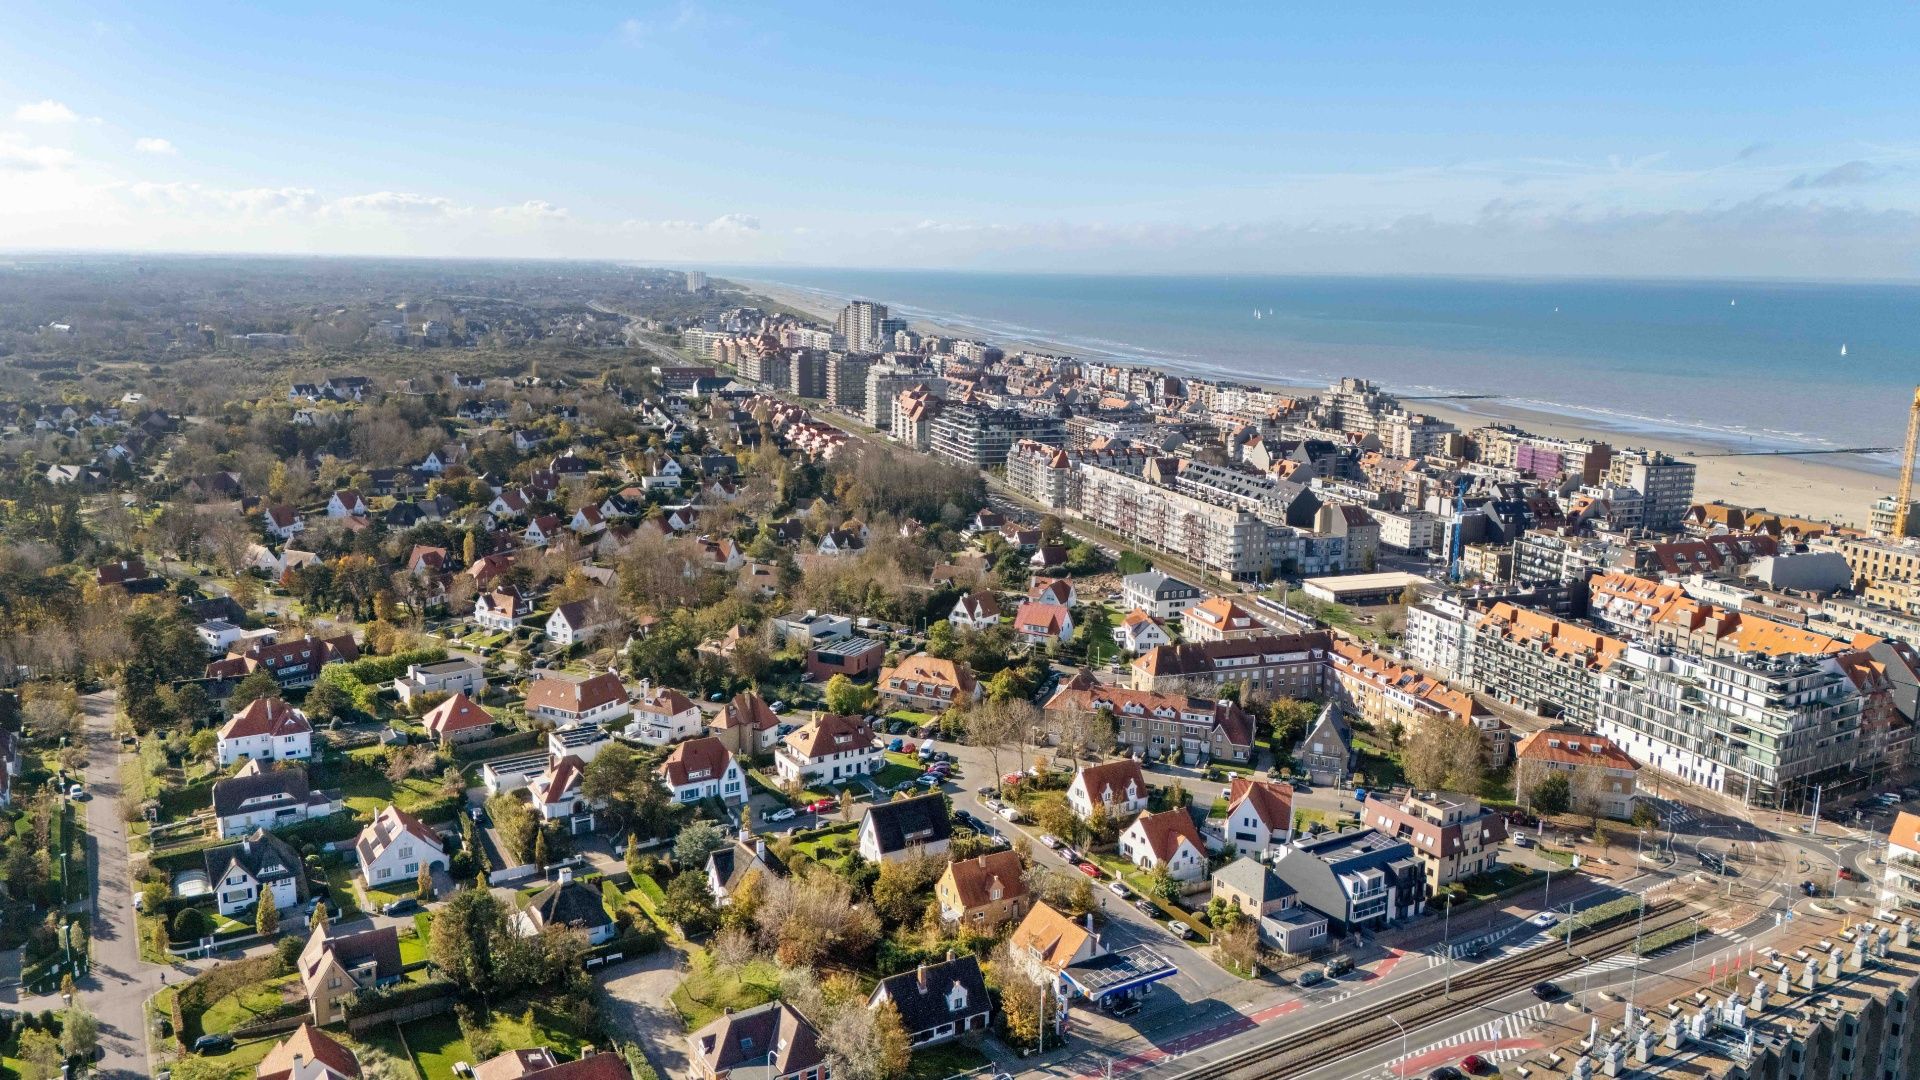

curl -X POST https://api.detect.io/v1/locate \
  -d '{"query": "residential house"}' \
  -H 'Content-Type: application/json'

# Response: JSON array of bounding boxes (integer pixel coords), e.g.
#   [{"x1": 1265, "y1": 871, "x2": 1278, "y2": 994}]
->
[
  {"x1": 771, "y1": 610, "x2": 854, "y2": 648},
  {"x1": 773, "y1": 713, "x2": 879, "y2": 786},
  {"x1": 1046, "y1": 680, "x2": 1255, "y2": 766},
  {"x1": 529, "y1": 755, "x2": 596, "y2": 831},
  {"x1": 857, "y1": 793, "x2": 953, "y2": 863},
  {"x1": 1361, "y1": 790, "x2": 1508, "y2": 890},
  {"x1": 1182, "y1": 597, "x2": 1263, "y2": 642},
  {"x1": 1293, "y1": 704, "x2": 1355, "y2": 787},
  {"x1": 1267, "y1": 827, "x2": 1428, "y2": 933},
  {"x1": 298, "y1": 925, "x2": 402, "y2": 1025},
  {"x1": 211, "y1": 760, "x2": 338, "y2": 838},
  {"x1": 630, "y1": 682, "x2": 701, "y2": 745},
  {"x1": 712, "y1": 692, "x2": 781, "y2": 756},
  {"x1": 948, "y1": 592, "x2": 1001, "y2": 632},
  {"x1": 1512, "y1": 728, "x2": 1640, "y2": 820},
  {"x1": 255, "y1": 1024, "x2": 361, "y2": 1080},
  {"x1": 569, "y1": 504, "x2": 606, "y2": 536},
  {"x1": 1217, "y1": 776, "x2": 1292, "y2": 853},
  {"x1": 488, "y1": 487, "x2": 533, "y2": 520},
  {"x1": 937, "y1": 849, "x2": 1030, "y2": 930},
  {"x1": 868, "y1": 953, "x2": 993, "y2": 1048},
  {"x1": 405, "y1": 545, "x2": 449, "y2": 576},
  {"x1": 263, "y1": 504, "x2": 305, "y2": 540},
  {"x1": 661, "y1": 736, "x2": 745, "y2": 804},
  {"x1": 1210, "y1": 856, "x2": 1329, "y2": 955},
  {"x1": 475, "y1": 586, "x2": 532, "y2": 632},
  {"x1": 205, "y1": 829, "x2": 307, "y2": 917},
  {"x1": 392, "y1": 657, "x2": 487, "y2": 706},
  {"x1": 1128, "y1": 631, "x2": 1334, "y2": 696},
  {"x1": 1121, "y1": 570, "x2": 1203, "y2": 620},
  {"x1": 1066, "y1": 759, "x2": 1150, "y2": 820},
  {"x1": 207, "y1": 634, "x2": 358, "y2": 691},
  {"x1": 354, "y1": 804, "x2": 447, "y2": 888},
  {"x1": 513, "y1": 874, "x2": 615, "y2": 946},
  {"x1": 1013, "y1": 601, "x2": 1074, "y2": 646},
  {"x1": 524, "y1": 672, "x2": 632, "y2": 727},
  {"x1": 686, "y1": 1001, "x2": 824, "y2": 1080},
  {"x1": 804, "y1": 636, "x2": 884, "y2": 683},
  {"x1": 467, "y1": 552, "x2": 516, "y2": 588},
  {"x1": 1029, "y1": 577, "x2": 1077, "y2": 608},
  {"x1": 707, "y1": 834, "x2": 786, "y2": 908},
  {"x1": 217, "y1": 697, "x2": 313, "y2": 766},
  {"x1": 1112, "y1": 610, "x2": 1172, "y2": 655},
  {"x1": 878, "y1": 653, "x2": 981, "y2": 713},
  {"x1": 422, "y1": 692, "x2": 495, "y2": 745},
  {"x1": 547, "y1": 601, "x2": 610, "y2": 648},
  {"x1": 524, "y1": 514, "x2": 564, "y2": 547},
  {"x1": 325, "y1": 490, "x2": 368, "y2": 519},
  {"x1": 1119, "y1": 808, "x2": 1207, "y2": 881},
  {"x1": 816, "y1": 528, "x2": 866, "y2": 556}
]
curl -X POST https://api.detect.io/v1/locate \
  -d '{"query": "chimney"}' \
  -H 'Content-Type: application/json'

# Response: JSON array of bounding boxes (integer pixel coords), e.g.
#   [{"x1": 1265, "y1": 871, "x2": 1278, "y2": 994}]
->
[
  {"x1": 559, "y1": 867, "x2": 573, "y2": 885},
  {"x1": 946, "y1": 949, "x2": 955, "y2": 962},
  {"x1": 917, "y1": 963, "x2": 928, "y2": 992},
  {"x1": 755, "y1": 838, "x2": 768, "y2": 862}
]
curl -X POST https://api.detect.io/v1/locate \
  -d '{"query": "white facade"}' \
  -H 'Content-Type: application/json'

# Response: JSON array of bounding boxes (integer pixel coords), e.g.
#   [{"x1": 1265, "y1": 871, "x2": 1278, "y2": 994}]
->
[
  {"x1": 392, "y1": 658, "x2": 487, "y2": 706},
  {"x1": 213, "y1": 860, "x2": 299, "y2": 917},
  {"x1": 1118, "y1": 817, "x2": 1206, "y2": 881},
  {"x1": 1374, "y1": 509, "x2": 1437, "y2": 553}
]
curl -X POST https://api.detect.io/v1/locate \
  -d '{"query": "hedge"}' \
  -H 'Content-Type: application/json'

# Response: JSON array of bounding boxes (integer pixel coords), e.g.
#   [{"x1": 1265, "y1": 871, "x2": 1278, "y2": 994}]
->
[
  {"x1": 316, "y1": 647, "x2": 449, "y2": 715},
  {"x1": 1549, "y1": 895, "x2": 1646, "y2": 939},
  {"x1": 342, "y1": 975, "x2": 458, "y2": 1019}
]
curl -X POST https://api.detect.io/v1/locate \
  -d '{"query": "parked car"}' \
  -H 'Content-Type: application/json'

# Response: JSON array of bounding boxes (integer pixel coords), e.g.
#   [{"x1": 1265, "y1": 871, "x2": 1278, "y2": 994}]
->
[
  {"x1": 1077, "y1": 862, "x2": 1102, "y2": 879},
  {"x1": 1040, "y1": 834, "x2": 1063, "y2": 850},
  {"x1": 1460, "y1": 1055, "x2": 1490, "y2": 1075},
  {"x1": 1166, "y1": 921, "x2": 1192, "y2": 940},
  {"x1": 1322, "y1": 954, "x2": 1354, "y2": 978},
  {"x1": 67, "y1": 784, "x2": 87, "y2": 800},
  {"x1": 1801, "y1": 880, "x2": 1818, "y2": 896},
  {"x1": 1426, "y1": 1068, "x2": 1464, "y2": 1080},
  {"x1": 806, "y1": 798, "x2": 835, "y2": 813},
  {"x1": 193, "y1": 1034, "x2": 235, "y2": 1054},
  {"x1": 1296, "y1": 969, "x2": 1324, "y2": 987},
  {"x1": 888, "y1": 738, "x2": 905, "y2": 752},
  {"x1": 1532, "y1": 981, "x2": 1564, "y2": 1000},
  {"x1": 916, "y1": 775, "x2": 941, "y2": 788},
  {"x1": 1512, "y1": 833, "x2": 1535, "y2": 848},
  {"x1": 382, "y1": 898, "x2": 421, "y2": 916},
  {"x1": 771, "y1": 700, "x2": 788, "y2": 713},
  {"x1": 1529, "y1": 911, "x2": 1558, "y2": 927},
  {"x1": 1839, "y1": 867, "x2": 1861, "y2": 881},
  {"x1": 1134, "y1": 899, "x2": 1158, "y2": 917},
  {"x1": 708, "y1": 692, "x2": 726, "y2": 702},
  {"x1": 997, "y1": 805, "x2": 1023, "y2": 822},
  {"x1": 1107, "y1": 880, "x2": 1129, "y2": 898},
  {"x1": 766, "y1": 807, "x2": 797, "y2": 823}
]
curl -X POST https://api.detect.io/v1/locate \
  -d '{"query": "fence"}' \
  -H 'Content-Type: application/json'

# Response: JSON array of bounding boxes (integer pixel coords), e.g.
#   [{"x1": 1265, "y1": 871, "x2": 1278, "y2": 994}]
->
[{"x1": 345, "y1": 994, "x2": 453, "y2": 1035}]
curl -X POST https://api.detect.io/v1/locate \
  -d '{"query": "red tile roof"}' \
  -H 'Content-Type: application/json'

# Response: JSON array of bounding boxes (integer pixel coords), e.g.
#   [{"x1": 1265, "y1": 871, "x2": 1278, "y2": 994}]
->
[
  {"x1": 220, "y1": 697, "x2": 311, "y2": 741},
  {"x1": 422, "y1": 692, "x2": 492, "y2": 738},
  {"x1": 525, "y1": 672, "x2": 628, "y2": 716}
]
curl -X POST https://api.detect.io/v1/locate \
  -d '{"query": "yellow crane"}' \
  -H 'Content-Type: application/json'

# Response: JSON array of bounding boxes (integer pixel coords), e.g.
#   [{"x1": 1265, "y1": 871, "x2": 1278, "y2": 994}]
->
[{"x1": 1898, "y1": 385, "x2": 1920, "y2": 539}]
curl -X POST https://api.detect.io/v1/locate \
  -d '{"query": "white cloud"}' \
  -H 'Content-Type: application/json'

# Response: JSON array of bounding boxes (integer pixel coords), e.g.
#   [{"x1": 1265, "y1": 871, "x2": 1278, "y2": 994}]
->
[
  {"x1": 116, "y1": 182, "x2": 322, "y2": 215},
  {"x1": 329, "y1": 191, "x2": 470, "y2": 217},
  {"x1": 133, "y1": 137, "x2": 177, "y2": 155},
  {"x1": 617, "y1": 212, "x2": 761, "y2": 234},
  {"x1": 13, "y1": 100, "x2": 80, "y2": 124},
  {"x1": 619, "y1": 3, "x2": 710, "y2": 45},
  {"x1": 492, "y1": 199, "x2": 568, "y2": 220},
  {"x1": 0, "y1": 134, "x2": 74, "y2": 171}
]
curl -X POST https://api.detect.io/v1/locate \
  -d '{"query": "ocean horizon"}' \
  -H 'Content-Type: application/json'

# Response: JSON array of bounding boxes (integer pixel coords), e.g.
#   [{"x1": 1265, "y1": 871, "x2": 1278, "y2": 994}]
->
[{"x1": 714, "y1": 267, "x2": 1920, "y2": 473}]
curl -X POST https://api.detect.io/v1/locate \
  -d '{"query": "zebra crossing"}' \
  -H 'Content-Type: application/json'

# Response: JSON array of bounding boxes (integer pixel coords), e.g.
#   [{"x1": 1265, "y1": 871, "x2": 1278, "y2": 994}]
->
[
  {"x1": 1424, "y1": 926, "x2": 1548, "y2": 969},
  {"x1": 1564, "y1": 954, "x2": 1647, "y2": 980},
  {"x1": 1379, "y1": 1004, "x2": 1556, "y2": 1071}
]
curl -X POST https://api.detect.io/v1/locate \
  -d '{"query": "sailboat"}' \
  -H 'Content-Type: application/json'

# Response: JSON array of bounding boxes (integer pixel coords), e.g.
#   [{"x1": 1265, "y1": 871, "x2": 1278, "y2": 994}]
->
[
  {"x1": 1730, "y1": 299, "x2": 1737, "y2": 307},
  {"x1": 1253, "y1": 310, "x2": 1263, "y2": 319},
  {"x1": 1841, "y1": 343, "x2": 1848, "y2": 357},
  {"x1": 1267, "y1": 308, "x2": 1273, "y2": 315}
]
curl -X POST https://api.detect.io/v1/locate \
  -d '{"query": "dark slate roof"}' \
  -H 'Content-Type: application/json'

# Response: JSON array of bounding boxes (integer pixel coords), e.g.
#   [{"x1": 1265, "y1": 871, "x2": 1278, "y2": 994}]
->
[
  {"x1": 325, "y1": 926, "x2": 404, "y2": 981},
  {"x1": 186, "y1": 595, "x2": 248, "y2": 623},
  {"x1": 525, "y1": 880, "x2": 612, "y2": 932},
  {"x1": 211, "y1": 764, "x2": 316, "y2": 818},
  {"x1": 204, "y1": 829, "x2": 305, "y2": 889},
  {"x1": 872, "y1": 954, "x2": 991, "y2": 1036},
  {"x1": 861, "y1": 793, "x2": 952, "y2": 855}
]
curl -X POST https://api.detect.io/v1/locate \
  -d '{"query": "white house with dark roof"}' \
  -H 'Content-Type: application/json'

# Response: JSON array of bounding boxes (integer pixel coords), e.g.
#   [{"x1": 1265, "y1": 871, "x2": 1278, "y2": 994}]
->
[
  {"x1": 868, "y1": 953, "x2": 992, "y2": 1048},
  {"x1": 948, "y1": 592, "x2": 1001, "y2": 632},
  {"x1": 211, "y1": 759, "x2": 338, "y2": 838},
  {"x1": 858, "y1": 793, "x2": 953, "y2": 863},
  {"x1": 206, "y1": 828, "x2": 306, "y2": 916},
  {"x1": 546, "y1": 601, "x2": 610, "y2": 648},
  {"x1": 354, "y1": 804, "x2": 446, "y2": 888},
  {"x1": 513, "y1": 873, "x2": 614, "y2": 945}
]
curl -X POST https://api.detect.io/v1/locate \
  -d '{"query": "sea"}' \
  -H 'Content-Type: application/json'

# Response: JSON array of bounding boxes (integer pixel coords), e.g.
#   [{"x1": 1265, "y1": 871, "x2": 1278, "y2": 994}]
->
[{"x1": 713, "y1": 268, "x2": 1920, "y2": 472}]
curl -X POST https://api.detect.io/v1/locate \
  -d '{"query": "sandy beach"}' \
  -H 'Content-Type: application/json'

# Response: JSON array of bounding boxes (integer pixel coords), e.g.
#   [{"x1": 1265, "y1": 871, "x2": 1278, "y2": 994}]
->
[{"x1": 737, "y1": 277, "x2": 1894, "y2": 530}]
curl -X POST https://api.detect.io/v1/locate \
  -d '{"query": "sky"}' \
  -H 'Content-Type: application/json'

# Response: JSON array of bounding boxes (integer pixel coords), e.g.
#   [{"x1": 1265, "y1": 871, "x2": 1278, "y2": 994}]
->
[{"x1": 4, "y1": 2, "x2": 1920, "y2": 278}]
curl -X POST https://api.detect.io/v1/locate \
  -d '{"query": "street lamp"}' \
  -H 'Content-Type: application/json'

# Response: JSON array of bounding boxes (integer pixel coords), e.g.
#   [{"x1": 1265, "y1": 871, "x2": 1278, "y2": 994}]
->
[
  {"x1": 1386, "y1": 1013, "x2": 1408, "y2": 1077},
  {"x1": 1441, "y1": 893, "x2": 1455, "y2": 1000}
]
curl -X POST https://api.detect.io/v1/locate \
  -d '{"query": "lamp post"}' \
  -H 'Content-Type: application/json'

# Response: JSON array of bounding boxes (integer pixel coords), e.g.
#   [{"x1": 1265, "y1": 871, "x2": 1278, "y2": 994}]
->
[
  {"x1": 1442, "y1": 893, "x2": 1455, "y2": 1000},
  {"x1": 1387, "y1": 1013, "x2": 1408, "y2": 1078}
]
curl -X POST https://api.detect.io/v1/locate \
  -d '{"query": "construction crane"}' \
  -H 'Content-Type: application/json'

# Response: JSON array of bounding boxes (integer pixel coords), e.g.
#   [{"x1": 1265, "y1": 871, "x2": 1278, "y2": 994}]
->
[
  {"x1": 1898, "y1": 385, "x2": 1920, "y2": 538},
  {"x1": 1448, "y1": 474, "x2": 1472, "y2": 583}
]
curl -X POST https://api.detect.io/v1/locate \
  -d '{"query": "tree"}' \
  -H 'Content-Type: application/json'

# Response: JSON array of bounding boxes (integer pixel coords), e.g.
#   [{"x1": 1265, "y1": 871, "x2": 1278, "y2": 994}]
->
[
  {"x1": 662, "y1": 870, "x2": 719, "y2": 935},
  {"x1": 256, "y1": 890, "x2": 280, "y2": 936},
  {"x1": 1401, "y1": 718, "x2": 1485, "y2": 794},
  {"x1": 870, "y1": 853, "x2": 944, "y2": 928},
  {"x1": 926, "y1": 619, "x2": 957, "y2": 659},
  {"x1": 229, "y1": 669, "x2": 282, "y2": 711},
  {"x1": 1216, "y1": 919, "x2": 1262, "y2": 977},
  {"x1": 823, "y1": 674, "x2": 875, "y2": 716},
  {"x1": 431, "y1": 886, "x2": 508, "y2": 999},
  {"x1": 964, "y1": 697, "x2": 1032, "y2": 796},
  {"x1": 310, "y1": 898, "x2": 329, "y2": 933},
  {"x1": 1529, "y1": 771, "x2": 1572, "y2": 816},
  {"x1": 533, "y1": 828, "x2": 550, "y2": 869},
  {"x1": 752, "y1": 869, "x2": 881, "y2": 967},
  {"x1": 1266, "y1": 697, "x2": 1316, "y2": 755},
  {"x1": 990, "y1": 940, "x2": 1058, "y2": 1052},
  {"x1": 16, "y1": 1028, "x2": 60, "y2": 1080},
  {"x1": 303, "y1": 677, "x2": 347, "y2": 722},
  {"x1": 487, "y1": 793, "x2": 539, "y2": 865},
  {"x1": 59, "y1": 1004, "x2": 99, "y2": 1062},
  {"x1": 1631, "y1": 801, "x2": 1660, "y2": 830},
  {"x1": 171, "y1": 907, "x2": 212, "y2": 942},
  {"x1": 416, "y1": 862, "x2": 434, "y2": 900},
  {"x1": 581, "y1": 743, "x2": 646, "y2": 826},
  {"x1": 674, "y1": 820, "x2": 731, "y2": 867},
  {"x1": 821, "y1": 999, "x2": 912, "y2": 1080}
]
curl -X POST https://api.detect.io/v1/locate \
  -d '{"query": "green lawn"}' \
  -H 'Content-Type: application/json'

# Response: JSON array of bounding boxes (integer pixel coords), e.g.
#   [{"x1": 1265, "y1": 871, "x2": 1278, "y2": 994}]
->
[
  {"x1": 401, "y1": 1014, "x2": 470, "y2": 1080},
  {"x1": 886, "y1": 709, "x2": 933, "y2": 725},
  {"x1": 671, "y1": 951, "x2": 783, "y2": 1030},
  {"x1": 398, "y1": 929, "x2": 429, "y2": 967},
  {"x1": 355, "y1": 1024, "x2": 417, "y2": 1079},
  {"x1": 904, "y1": 1042, "x2": 992, "y2": 1080},
  {"x1": 363, "y1": 878, "x2": 420, "y2": 910},
  {"x1": 335, "y1": 767, "x2": 447, "y2": 820},
  {"x1": 873, "y1": 753, "x2": 927, "y2": 789},
  {"x1": 199, "y1": 973, "x2": 303, "y2": 1034},
  {"x1": 788, "y1": 822, "x2": 858, "y2": 861},
  {"x1": 324, "y1": 861, "x2": 364, "y2": 919},
  {"x1": 475, "y1": 1002, "x2": 591, "y2": 1059},
  {"x1": 1292, "y1": 807, "x2": 1359, "y2": 835}
]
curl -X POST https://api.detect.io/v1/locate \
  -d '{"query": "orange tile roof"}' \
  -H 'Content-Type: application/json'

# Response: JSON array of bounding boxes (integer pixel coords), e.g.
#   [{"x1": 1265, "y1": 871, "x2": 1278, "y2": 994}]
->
[
  {"x1": 1010, "y1": 901, "x2": 1093, "y2": 972},
  {"x1": 1513, "y1": 728, "x2": 1638, "y2": 772},
  {"x1": 1128, "y1": 808, "x2": 1204, "y2": 863},
  {"x1": 1329, "y1": 639, "x2": 1475, "y2": 721},
  {"x1": 942, "y1": 850, "x2": 1029, "y2": 910},
  {"x1": 422, "y1": 692, "x2": 491, "y2": 737},
  {"x1": 1477, "y1": 603, "x2": 1627, "y2": 670}
]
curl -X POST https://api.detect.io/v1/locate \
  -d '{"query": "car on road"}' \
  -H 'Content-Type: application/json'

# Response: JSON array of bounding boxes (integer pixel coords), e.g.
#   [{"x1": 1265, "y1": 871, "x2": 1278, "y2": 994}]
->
[
  {"x1": 1040, "y1": 834, "x2": 1062, "y2": 850},
  {"x1": 1802, "y1": 880, "x2": 1818, "y2": 896},
  {"x1": 1839, "y1": 867, "x2": 1861, "y2": 881},
  {"x1": 193, "y1": 1034, "x2": 235, "y2": 1054},
  {"x1": 66, "y1": 784, "x2": 86, "y2": 800},
  {"x1": 1532, "y1": 981, "x2": 1564, "y2": 1000},
  {"x1": 708, "y1": 692, "x2": 726, "y2": 702},
  {"x1": 1108, "y1": 880, "x2": 1129, "y2": 898},
  {"x1": 805, "y1": 798, "x2": 835, "y2": 813},
  {"x1": 1460, "y1": 1055, "x2": 1490, "y2": 1074},
  {"x1": 1529, "y1": 912, "x2": 1558, "y2": 928},
  {"x1": 382, "y1": 898, "x2": 421, "y2": 916},
  {"x1": 1077, "y1": 862, "x2": 1103, "y2": 879},
  {"x1": 1322, "y1": 954, "x2": 1354, "y2": 978},
  {"x1": 1166, "y1": 921, "x2": 1192, "y2": 940},
  {"x1": 1134, "y1": 899, "x2": 1159, "y2": 917},
  {"x1": 1295, "y1": 969, "x2": 1324, "y2": 987},
  {"x1": 771, "y1": 700, "x2": 788, "y2": 713},
  {"x1": 916, "y1": 774, "x2": 942, "y2": 788},
  {"x1": 1512, "y1": 833, "x2": 1535, "y2": 848},
  {"x1": 1426, "y1": 1067, "x2": 1465, "y2": 1080},
  {"x1": 996, "y1": 805, "x2": 1023, "y2": 822},
  {"x1": 766, "y1": 807, "x2": 798, "y2": 823}
]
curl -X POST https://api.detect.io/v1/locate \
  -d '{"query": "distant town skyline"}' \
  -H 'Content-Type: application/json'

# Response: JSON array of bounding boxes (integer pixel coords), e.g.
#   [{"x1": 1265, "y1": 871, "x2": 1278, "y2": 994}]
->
[{"x1": 4, "y1": 3, "x2": 1920, "y2": 278}]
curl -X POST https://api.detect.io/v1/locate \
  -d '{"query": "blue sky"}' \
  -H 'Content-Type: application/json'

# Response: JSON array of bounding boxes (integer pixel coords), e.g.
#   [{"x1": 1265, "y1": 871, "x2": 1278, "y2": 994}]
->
[{"x1": 4, "y1": 2, "x2": 1920, "y2": 277}]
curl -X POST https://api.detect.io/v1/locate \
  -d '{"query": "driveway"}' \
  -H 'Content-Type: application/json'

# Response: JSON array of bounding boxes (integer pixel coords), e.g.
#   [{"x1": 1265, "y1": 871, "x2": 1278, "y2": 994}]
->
[{"x1": 600, "y1": 945, "x2": 695, "y2": 1079}]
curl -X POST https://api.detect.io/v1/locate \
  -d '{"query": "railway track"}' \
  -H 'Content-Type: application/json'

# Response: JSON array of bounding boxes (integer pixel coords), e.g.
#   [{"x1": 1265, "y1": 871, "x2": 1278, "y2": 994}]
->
[{"x1": 1169, "y1": 899, "x2": 1698, "y2": 1080}]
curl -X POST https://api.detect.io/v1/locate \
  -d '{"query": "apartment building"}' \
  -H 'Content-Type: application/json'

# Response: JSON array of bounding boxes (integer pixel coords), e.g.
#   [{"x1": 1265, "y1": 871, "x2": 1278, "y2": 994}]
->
[
  {"x1": 1360, "y1": 790, "x2": 1507, "y2": 890},
  {"x1": 1512, "y1": 727, "x2": 1640, "y2": 819},
  {"x1": 1076, "y1": 462, "x2": 1297, "y2": 582},
  {"x1": 863, "y1": 364, "x2": 945, "y2": 428},
  {"x1": 825, "y1": 351, "x2": 874, "y2": 412},
  {"x1": 1880, "y1": 811, "x2": 1920, "y2": 921},
  {"x1": 1044, "y1": 681, "x2": 1256, "y2": 766},
  {"x1": 1327, "y1": 638, "x2": 1510, "y2": 764},
  {"x1": 1606, "y1": 448, "x2": 1696, "y2": 532},
  {"x1": 1129, "y1": 631, "x2": 1333, "y2": 697},
  {"x1": 1837, "y1": 536, "x2": 1920, "y2": 587},
  {"x1": 928, "y1": 404, "x2": 1066, "y2": 467}
]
